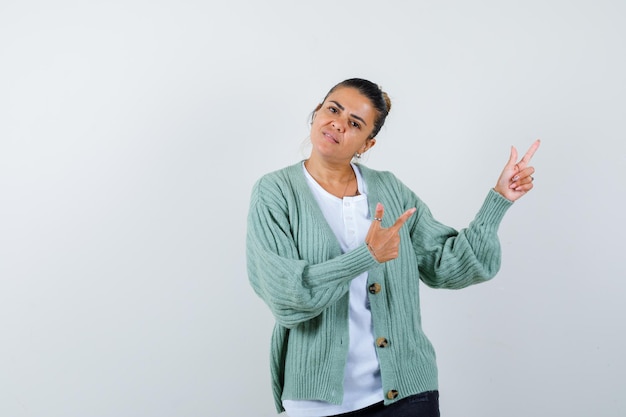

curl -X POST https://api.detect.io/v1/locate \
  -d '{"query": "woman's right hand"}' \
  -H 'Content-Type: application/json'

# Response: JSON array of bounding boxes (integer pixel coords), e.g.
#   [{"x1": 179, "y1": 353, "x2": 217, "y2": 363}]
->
[{"x1": 365, "y1": 203, "x2": 416, "y2": 263}]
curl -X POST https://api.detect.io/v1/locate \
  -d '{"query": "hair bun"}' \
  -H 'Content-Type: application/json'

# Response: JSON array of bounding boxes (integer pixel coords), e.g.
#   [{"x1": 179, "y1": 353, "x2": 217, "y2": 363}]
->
[{"x1": 381, "y1": 91, "x2": 392, "y2": 113}]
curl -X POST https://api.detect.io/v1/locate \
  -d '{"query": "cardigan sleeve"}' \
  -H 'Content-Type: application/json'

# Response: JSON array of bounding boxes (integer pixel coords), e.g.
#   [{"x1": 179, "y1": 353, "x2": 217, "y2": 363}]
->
[
  {"x1": 246, "y1": 176, "x2": 378, "y2": 328},
  {"x1": 408, "y1": 188, "x2": 513, "y2": 289}
]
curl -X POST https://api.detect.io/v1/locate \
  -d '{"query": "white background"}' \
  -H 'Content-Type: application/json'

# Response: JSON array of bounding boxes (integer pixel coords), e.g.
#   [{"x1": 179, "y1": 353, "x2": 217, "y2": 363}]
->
[{"x1": 1, "y1": 1, "x2": 625, "y2": 416}]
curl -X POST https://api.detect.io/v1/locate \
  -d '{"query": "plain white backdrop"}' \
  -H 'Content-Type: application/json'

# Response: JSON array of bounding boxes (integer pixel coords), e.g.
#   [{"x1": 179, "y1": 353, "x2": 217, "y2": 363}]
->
[{"x1": 1, "y1": 1, "x2": 625, "y2": 416}]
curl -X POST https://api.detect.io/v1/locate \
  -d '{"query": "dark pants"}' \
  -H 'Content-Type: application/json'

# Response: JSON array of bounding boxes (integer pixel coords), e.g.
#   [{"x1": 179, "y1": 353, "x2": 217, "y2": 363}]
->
[{"x1": 327, "y1": 391, "x2": 440, "y2": 417}]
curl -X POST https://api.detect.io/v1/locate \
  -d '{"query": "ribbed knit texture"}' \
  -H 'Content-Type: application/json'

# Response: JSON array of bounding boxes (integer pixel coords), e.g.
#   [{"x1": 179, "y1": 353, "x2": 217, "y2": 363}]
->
[{"x1": 246, "y1": 162, "x2": 513, "y2": 413}]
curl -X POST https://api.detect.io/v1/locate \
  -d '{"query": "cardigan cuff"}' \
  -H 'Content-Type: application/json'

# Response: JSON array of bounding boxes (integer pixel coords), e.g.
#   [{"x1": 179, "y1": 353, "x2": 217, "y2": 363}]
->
[
  {"x1": 474, "y1": 189, "x2": 514, "y2": 230},
  {"x1": 303, "y1": 244, "x2": 380, "y2": 289},
  {"x1": 345, "y1": 243, "x2": 381, "y2": 273}
]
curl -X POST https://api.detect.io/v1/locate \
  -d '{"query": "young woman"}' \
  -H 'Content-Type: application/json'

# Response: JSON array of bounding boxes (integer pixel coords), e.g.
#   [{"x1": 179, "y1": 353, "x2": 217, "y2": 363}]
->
[{"x1": 247, "y1": 78, "x2": 539, "y2": 417}]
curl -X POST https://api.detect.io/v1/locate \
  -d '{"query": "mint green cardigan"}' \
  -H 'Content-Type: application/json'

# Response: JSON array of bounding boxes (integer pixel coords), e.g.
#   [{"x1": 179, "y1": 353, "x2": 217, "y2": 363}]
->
[{"x1": 246, "y1": 162, "x2": 513, "y2": 413}]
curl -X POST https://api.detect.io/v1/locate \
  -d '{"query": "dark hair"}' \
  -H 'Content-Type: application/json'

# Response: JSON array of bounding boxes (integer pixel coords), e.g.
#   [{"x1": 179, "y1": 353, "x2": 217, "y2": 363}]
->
[{"x1": 320, "y1": 78, "x2": 392, "y2": 139}]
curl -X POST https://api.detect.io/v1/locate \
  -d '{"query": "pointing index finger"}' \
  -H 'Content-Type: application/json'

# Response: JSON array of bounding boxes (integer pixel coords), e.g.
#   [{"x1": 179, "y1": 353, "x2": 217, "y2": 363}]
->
[
  {"x1": 519, "y1": 139, "x2": 541, "y2": 166},
  {"x1": 391, "y1": 207, "x2": 417, "y2": 231}
]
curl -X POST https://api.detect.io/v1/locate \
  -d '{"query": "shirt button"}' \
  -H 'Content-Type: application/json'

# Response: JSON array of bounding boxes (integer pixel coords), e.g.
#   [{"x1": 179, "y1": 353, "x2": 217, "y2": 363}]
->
[
  {"x1": 368, "y1": 283, "x2": 381, "y2": 294},
  {"x1": 387, "y1": 390, "x2": 399, "y2": 400},
  {"x1": 376, "y1": 337, "x2": 389, "y2": 348}
]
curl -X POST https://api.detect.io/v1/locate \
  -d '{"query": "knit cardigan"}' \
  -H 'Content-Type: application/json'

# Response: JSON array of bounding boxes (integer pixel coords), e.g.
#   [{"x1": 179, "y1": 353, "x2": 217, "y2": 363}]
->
[{"x1": 246, "y1": 162, "x2": 513, "y2": 413}]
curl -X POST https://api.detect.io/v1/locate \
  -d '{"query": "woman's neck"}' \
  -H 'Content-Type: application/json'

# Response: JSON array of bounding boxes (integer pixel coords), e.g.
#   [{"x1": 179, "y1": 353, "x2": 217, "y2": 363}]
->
[
  {"x1": 304, "y1": 157, "x2": 358, "y2": 198},
  {"x1": 304, "y1": 156, "x2": 354, "y2": 184}
]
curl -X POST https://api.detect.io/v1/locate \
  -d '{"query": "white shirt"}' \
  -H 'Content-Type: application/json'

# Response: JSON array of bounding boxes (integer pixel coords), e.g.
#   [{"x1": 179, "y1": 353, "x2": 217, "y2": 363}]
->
[{"x1": 283, "y1": 163, "x2": 383, "y2": 417}]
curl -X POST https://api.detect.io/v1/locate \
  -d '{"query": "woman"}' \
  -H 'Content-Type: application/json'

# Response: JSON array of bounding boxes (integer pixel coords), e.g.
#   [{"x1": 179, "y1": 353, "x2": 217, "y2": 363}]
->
[{"x1": 247, "y1": 78, "x2": 539, "y2": 417}]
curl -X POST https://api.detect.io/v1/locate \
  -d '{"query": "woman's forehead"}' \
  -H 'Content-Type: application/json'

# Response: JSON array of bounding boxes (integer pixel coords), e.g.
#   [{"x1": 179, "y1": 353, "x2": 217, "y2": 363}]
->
[{"x1": 324, "y1": 87, "x2": 376, "y2": 120}]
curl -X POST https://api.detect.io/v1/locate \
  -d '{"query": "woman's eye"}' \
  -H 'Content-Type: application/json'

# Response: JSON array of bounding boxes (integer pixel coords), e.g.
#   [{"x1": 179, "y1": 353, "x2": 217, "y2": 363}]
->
[
  {"x1": 350, "y1": 121, "x2": 360, "y2": 129},
  {"x1": 328, "y1": 106, "x2": 337, "y2": 113}
]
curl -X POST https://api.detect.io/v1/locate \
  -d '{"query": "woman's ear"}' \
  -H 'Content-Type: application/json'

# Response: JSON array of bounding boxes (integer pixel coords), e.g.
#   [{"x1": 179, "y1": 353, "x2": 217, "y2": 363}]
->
[
  {"x1": 363, "y1": 138, "x2": 377, "y2": 153},
  {"x1": 310, "y1": 103, "x2": 322, "y2": 124}
]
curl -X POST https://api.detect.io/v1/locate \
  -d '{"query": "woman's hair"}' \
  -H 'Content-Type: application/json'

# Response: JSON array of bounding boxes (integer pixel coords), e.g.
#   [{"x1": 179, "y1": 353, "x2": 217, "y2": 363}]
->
[{"x1": 319, "y1": 78, "x2": 392, "y2": 139}]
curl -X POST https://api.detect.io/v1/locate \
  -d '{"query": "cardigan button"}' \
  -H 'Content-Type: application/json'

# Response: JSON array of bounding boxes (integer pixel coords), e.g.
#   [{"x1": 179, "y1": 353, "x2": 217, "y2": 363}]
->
[
  {"x1": 386, "y1": 390, "x2": 399, "y2": 400},
  {"x1": 376, "y1": 337, "x2": 389, "y2": 348},
  {"x1": 368, "y1": 283, "x2": 381, "y2": 294}
]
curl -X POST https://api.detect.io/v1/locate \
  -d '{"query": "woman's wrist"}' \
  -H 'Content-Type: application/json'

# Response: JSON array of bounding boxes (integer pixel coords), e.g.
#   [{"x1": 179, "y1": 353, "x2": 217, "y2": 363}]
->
[{"x1": 366, "y1": 242, "x2": 380, "y2": 263}]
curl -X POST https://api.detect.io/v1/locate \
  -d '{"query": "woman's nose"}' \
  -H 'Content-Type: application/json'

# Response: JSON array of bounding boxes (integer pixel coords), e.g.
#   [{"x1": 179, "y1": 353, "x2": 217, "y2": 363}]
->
[{"x1": 331, "y1": 119, "x2": 345, "y2": 132}]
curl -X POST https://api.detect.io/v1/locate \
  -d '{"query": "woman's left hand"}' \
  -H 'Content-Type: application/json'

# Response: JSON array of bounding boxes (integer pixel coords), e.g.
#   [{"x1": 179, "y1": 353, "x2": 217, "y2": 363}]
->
[{"x1": 494, "y1": 139, "x2": 541, "y2": 202}]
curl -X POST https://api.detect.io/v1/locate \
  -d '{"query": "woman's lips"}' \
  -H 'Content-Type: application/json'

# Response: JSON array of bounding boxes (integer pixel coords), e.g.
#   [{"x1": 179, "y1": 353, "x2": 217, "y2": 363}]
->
[{"x1": 323, "y1": 131, "x2": 339, "y2": 143}]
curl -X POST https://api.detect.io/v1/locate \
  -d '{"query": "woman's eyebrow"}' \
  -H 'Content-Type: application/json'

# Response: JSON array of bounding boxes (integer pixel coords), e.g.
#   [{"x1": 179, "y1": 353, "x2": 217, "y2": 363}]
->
[{"x1": 329, "y1": 100, "x2": 368, "y2": 126}]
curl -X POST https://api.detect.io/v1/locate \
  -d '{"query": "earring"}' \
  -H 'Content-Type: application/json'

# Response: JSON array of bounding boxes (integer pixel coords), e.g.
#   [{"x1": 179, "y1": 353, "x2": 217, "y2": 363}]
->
[{"x1": 354, "y1": 152, "x2": 362, "y2": 159}]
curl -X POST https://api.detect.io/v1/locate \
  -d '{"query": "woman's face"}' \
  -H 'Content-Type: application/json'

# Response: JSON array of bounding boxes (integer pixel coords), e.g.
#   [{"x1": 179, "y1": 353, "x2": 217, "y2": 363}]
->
[{"x1": 310, "y1": 86, "x2": 377, "y2": 163}]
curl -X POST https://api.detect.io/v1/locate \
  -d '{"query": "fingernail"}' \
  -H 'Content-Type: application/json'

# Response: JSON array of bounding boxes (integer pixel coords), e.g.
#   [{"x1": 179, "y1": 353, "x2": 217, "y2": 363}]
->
[
  {"x1": 376, "y1": 202, "x2": 383, "y2": 210},
  {"x1": 512, "y1": 175, "x2": 519, "y2": 181}
]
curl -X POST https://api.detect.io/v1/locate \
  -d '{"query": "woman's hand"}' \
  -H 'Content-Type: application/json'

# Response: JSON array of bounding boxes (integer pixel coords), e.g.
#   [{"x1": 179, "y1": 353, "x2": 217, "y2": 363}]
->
[
  {"x1": 494, "y1": 139, "x2": 541, "y2": 202},
  {"x1": 365, "y1": 203, "x2": 416, "y2": 263}
]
